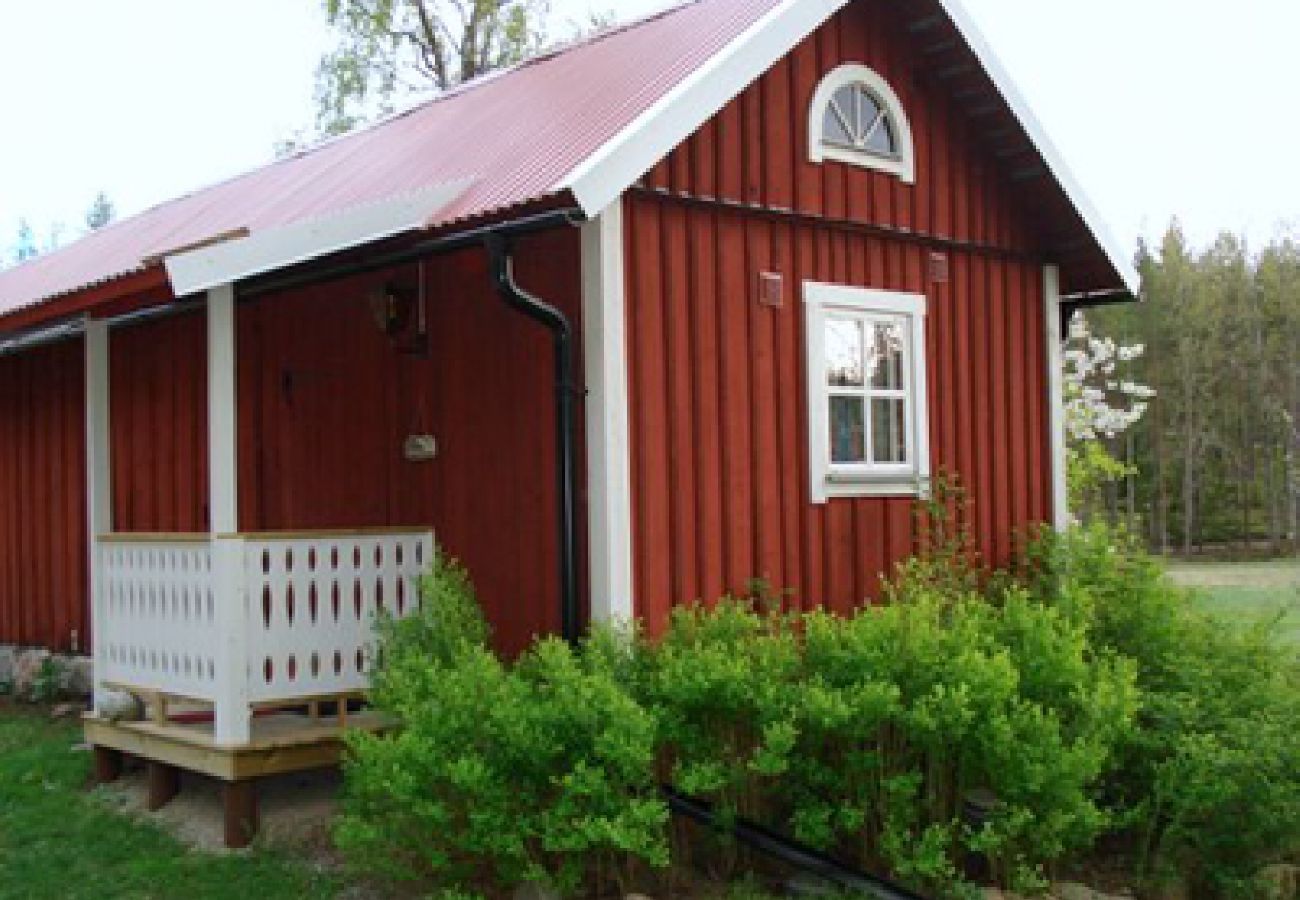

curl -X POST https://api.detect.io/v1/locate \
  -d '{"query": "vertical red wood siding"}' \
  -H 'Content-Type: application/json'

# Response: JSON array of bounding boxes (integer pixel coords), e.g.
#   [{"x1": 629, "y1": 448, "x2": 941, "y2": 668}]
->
[
  {"x1": 111, "y1": 313, "x2": 210, "y2": 534},
  {"x1": 236, "y1": 229, "x2": 581, "y2": 656},
  {"x1": 625, "y1": 2, "x2": 1051, "y2": 627},
  {"x1": 0, "y1": 339, "x2": 87, "y2": 651},
  {"x1": 0, "y1": 230, "x2": 581, "y2": 656}
]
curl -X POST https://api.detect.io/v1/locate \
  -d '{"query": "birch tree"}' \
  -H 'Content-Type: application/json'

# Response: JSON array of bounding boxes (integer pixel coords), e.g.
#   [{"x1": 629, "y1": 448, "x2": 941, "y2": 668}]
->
[{"x1": 314, "y1": 0, "x2": 552, "y2": 136}]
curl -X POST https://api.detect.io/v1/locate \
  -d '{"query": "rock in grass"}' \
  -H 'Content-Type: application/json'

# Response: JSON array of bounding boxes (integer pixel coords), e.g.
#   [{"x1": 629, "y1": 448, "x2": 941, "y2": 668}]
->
[
  {"x1": 513, "y1": 883, "x2": 559, "y2": 900},
  {"x1": 1257, "y1": 864, "x2": 1299, "y2": 900},
  {"x1": 49, "y1": 701, "x2": 84, "y2": 720},
  {"x1": 1052, "y1": 883, "x2": 1134, "y2": 900},
  {"x1": 98, "y1": 691, "x2": 144, "y2": 723},
  {"x1": 786, "y1": 873, "x2": 839, "y2": 897}
]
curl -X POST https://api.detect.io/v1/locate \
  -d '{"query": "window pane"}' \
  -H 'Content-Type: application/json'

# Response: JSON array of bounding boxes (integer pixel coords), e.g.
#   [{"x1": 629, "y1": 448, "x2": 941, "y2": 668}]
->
[
  {"x1": 826, "y1": 318, "x2": 864, "y2": 386},
  {"x1": 868, "y1": 319, "x2": 906, "y2": 389},
  {"x1": 822, "y1": 103, "x2": 852, "y2": 147},
  {"x1": 834, "y1": 85, "x2": 859, "y2": 133},
  {"x1": 865, "y1": 113, "x2": 896, "y2": 155},
  {"x1": 856, "y1": 87, "x2": 881, "y2": 141},
  {"x1": 830, "y1": 397, "x2": 866, "y2": 463},
  {"x1": 871, "y1": 397, "x2": 908, "y2": 464}
]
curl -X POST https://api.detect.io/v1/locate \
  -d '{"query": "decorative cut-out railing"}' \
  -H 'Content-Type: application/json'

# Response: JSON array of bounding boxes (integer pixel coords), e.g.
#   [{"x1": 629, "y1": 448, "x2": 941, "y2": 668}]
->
[{"x1": 95, "y1": 528, "x2": 433, "y2": 745}]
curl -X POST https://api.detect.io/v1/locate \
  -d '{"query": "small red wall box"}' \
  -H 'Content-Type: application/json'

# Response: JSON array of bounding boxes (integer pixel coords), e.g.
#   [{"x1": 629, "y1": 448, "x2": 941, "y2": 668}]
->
[
  {"x1": 929, "y1": 252, "x2": 950, "y2": 284},
  {"x1": 758, "y1": 271, "x2": 784, "y2": 308}
]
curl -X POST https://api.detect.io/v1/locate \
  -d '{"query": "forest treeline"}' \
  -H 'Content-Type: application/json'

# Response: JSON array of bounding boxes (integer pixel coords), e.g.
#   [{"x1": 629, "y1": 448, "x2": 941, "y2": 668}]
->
[{"x1": 1091, "y1": 222, "x2": 1299, "y2": 556}]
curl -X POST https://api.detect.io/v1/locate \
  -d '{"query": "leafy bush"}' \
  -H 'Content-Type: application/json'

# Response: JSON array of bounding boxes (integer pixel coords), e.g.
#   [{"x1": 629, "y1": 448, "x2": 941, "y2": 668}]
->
[
  {"x1": 1022, "y1": 525, "x2": 1300, "y2": 896},
  {"x1": 336, "y1": 551, "x2": 668, "y2": 896},
  {"x1": 339, "y1": 529, "x2": 1296, "y2": 899},
  {"x1": 637, "y1": 599, "x2": 802, "y2": 827},
  {"x1": 27, "y1": 657, "x2": 68, "y2": 704},
  {"x1": 626, "y1": 571, "x2": 1136, "y2": 896}
]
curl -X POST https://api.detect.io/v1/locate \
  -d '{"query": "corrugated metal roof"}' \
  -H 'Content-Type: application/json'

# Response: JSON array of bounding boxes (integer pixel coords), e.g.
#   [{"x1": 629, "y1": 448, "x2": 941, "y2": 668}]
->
[
  {"x1": 0, "y1": 0, "x2": 1135, "y2": 328},
  {"x1": 0, "y1": 0, "x2": 780, "y2": 320}
]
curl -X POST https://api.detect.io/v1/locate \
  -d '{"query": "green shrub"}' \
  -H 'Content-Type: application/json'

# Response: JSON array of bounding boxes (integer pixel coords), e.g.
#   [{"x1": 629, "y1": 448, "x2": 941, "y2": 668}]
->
[
  {"x1": 782, "y1": 581, "x2": 1135, "y2": 895},
  {"x1": 27, "y1": 657, "x2": 68, "y2": 704},
  {"x1": 626, "y1": 573, "x2": 1136, "y2": 897},
  {"x1": 638, "y1": 599, "x2": 802, "y2": 827},
  {"x1": 336, "y1": 552, "x2": 668, "y2": 896},
  {"x1": 340, "y1": 528, "x2": 1296, "y2": 899},
  {"x1": 1022, "y1": 525, "x2": 1300, "y2": 897}
]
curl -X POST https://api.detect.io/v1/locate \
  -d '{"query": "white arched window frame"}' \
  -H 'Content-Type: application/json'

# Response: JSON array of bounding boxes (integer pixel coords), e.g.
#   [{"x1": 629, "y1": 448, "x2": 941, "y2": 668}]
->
[{"x1": 808, "y1": 64, "x2": 916, "y2": 184}]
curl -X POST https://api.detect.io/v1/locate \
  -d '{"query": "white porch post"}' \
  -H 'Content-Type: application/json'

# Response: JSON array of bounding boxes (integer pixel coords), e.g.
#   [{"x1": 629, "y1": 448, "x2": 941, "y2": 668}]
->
[
  {"x1": 85, "y1": 318, "x2": 112, "y2": 711},
  {"x1": 208, "y1": 284, "x2": 239, "y2": 534},
  {"x1": 581, "y1": 201, "x2": 635, "y2": 624},
  {"x1": 207, "y1": 284, "x2": 250, "y2": 744},
  {"x1": 1044, "y1": 265, "x2": 1069, "y2": 531}
]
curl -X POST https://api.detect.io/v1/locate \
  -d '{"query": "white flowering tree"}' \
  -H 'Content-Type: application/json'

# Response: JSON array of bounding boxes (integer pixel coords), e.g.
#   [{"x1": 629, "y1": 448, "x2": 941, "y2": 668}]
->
[{"x1": 1061, "y1": 314, "x2": 1155, "y2": 521}]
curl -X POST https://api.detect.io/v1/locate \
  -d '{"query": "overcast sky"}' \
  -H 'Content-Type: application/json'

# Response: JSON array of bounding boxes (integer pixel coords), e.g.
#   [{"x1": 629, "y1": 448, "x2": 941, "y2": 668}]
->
[{"x1": 1, "y1": 0, "x2": 1295, "y2": 260}]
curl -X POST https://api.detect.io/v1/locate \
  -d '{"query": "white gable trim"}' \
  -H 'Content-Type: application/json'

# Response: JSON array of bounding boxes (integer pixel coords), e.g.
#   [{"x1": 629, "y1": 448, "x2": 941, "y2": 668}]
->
[
  {"x1": 938, "y1": 0, "x2": 1138, "y2": 295},
  {"x1": 559, "y1": 0, "x2": 851, "y2": 215},
  {"x1": 559, "y1": 0, "x2": 1137, "y2": 297}
]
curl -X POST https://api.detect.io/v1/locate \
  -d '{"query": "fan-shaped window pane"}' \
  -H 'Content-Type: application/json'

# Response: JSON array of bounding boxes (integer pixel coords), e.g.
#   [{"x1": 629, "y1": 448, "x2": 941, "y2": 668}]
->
[
  {"x1": 822, "y1": 103, "x2": 853, "y2": 148},
  {"x1": 864, "y1": 115, "x2": 895, "y2": 156}
]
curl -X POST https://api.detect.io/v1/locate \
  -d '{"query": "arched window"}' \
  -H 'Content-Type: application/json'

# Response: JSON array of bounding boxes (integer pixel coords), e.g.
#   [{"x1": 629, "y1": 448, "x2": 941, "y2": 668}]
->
[{"x1": 808, "y1": 64, "x2": 915, "y2": 183}]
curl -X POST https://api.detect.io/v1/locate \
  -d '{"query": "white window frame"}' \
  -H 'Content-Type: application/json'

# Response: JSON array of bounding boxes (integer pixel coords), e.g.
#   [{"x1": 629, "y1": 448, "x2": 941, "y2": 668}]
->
[
  {"x1": 804, "y1": 282, "x2": 930, "y2": 503},
  {"x1": 807, "y1": 63, "x2": 916, "y2": 184}
]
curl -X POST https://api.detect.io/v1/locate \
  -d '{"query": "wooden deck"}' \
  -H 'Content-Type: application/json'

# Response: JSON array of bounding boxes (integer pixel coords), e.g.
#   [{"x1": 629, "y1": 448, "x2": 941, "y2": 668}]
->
[
  {"x1": 84, "y1": 709, "x2": 393, "y2": 781},
  {"x1": 85, "y1": 709, "x2": 395, "y2": 848}
]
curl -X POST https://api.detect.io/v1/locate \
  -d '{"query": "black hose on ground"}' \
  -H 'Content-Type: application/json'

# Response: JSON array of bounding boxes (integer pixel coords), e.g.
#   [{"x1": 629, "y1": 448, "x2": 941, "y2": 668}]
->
[{"x1": 661, "y1": 786, "x2": 929, "y2": 900}]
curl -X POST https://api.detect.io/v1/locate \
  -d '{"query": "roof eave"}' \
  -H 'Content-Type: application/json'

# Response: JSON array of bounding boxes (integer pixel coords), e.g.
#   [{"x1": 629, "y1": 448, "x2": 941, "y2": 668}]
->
[
  {"x1": 935, "y1": 0, "x2": 1139, "y2": 295},
  {"x1": 561, "y1": 0, "x2": 1138, "y2": 297}
]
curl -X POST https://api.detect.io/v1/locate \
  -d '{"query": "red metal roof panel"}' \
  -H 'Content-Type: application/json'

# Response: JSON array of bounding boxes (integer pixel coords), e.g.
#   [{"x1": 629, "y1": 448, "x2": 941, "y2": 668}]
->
[{"x1": 0, "y1": 0, "x2": 780, "y2": 322}]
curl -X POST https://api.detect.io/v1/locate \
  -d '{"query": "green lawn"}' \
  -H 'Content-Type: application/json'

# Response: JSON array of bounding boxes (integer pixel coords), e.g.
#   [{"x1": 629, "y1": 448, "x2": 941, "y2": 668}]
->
[
  {"x1": 0, "y1": 704, "x2": 339, "y2": 900},
  {"x1": 1164, "y1": 557, "x2": 1300, "y2": 644}
]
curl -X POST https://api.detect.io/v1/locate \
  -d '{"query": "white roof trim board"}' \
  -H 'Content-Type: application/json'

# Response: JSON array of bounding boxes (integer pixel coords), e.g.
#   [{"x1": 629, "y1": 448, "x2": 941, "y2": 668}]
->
[
  {"x1": 936, "y1": 0, "x2": 1139, "y2": 295},
  {"x1": 557, "y1": 0, "x2": 1138, "y2": 297},
  {"x1": 164, "y1": 179, "x2": 474, "y2": 297}
]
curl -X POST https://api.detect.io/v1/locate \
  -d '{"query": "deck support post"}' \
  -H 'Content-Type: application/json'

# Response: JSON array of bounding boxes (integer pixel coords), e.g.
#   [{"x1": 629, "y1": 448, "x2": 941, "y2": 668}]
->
[
  {"x1": 92, "y1": 746, "x2": 123, "y2": 784},
  {"x1": 85, "y1": 318, "x2": 112, "y2": 711},
  {"x1": 1043, "y1": 265, "x2": 1068, "y2": 531},
  {"x1": 581, "y1": 201, "x2": 635, "y2": 624},
  {"x1": 146, "y1": 761, "x2": 181, "y2": 811},
  {"x1": 222, "y1": 780, "x2": 259, "y2": 849}
]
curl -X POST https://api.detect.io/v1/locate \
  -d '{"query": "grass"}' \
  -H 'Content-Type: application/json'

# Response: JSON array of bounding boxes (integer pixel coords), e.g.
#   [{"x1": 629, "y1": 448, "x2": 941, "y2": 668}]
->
[
  {"x1": 0, "y1": 702, "x2": 802, "y2": 899},
  {"x1": 1164, "y1": 557, "x2": 1300, "y2": 644},
  {"x1": 0, "y1": 702, "x2": 340, "y2": 900}
]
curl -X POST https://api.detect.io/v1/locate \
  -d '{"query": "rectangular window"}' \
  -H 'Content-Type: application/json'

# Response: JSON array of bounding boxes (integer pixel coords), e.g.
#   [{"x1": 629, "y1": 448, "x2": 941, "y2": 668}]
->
[{"x1": 804, "y1": 283, "x2": 930, "y2": 502}]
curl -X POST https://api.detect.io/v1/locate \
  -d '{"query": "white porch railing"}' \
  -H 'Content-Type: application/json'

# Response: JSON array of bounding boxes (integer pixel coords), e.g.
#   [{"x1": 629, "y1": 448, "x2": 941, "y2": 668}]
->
[{"x1": 96, "y1": 528, "x2": 433, "y2": 745}]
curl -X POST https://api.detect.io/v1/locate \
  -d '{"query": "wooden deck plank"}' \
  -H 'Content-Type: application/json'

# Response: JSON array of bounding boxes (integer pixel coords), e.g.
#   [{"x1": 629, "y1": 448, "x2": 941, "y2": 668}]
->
[{"x1": 83, "y1": 710, "x2": 394, "y2": 782}]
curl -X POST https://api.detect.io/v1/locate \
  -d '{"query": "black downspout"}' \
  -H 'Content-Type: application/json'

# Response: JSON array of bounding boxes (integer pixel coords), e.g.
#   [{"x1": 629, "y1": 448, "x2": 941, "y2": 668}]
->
[{"x1": 484, "y1": 233, "x2": 581, "y2": 645}]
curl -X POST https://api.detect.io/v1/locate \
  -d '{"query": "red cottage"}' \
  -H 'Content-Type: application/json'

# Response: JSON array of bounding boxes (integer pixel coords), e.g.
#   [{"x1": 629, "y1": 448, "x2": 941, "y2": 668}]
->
[{"x1": 0, "y1": 0, "x2": 1134, "y2": 842}]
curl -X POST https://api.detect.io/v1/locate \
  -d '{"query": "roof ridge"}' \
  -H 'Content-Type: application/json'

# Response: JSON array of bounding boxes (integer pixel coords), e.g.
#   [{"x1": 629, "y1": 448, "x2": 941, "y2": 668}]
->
[{"x1": 241, "y1": 0, "x2": 703, "y2": 173}]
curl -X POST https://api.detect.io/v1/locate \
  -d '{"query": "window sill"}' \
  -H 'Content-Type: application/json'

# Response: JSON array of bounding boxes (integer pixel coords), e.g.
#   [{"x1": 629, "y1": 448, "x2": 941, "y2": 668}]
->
[{"x1": 818, "y1": 473, "x2": 929, "y2": 501}]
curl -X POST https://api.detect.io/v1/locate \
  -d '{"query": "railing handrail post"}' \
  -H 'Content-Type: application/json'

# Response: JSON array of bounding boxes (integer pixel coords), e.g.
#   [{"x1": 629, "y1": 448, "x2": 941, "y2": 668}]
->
[
  {"x1": 212, "y1": 535, "x2": 251, "y2": 746},
  {"x1": 90, "y1": 537, "x2": 108, "y2": 714}
]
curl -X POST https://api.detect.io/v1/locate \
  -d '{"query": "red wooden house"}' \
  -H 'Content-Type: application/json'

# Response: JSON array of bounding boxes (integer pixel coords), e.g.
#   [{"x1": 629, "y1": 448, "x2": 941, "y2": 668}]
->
[{"x1": 0, "y1": 0, "x2": 1133, "y2": 830}]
